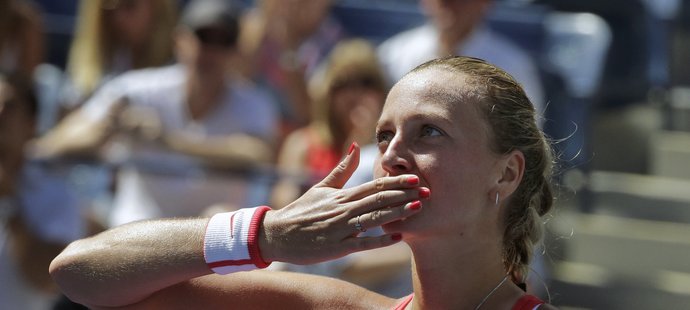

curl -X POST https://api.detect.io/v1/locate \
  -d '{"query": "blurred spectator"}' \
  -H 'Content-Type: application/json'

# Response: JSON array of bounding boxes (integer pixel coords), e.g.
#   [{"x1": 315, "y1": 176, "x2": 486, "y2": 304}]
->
[
  {"x1": 62, "y1": 0, "x2": 177, "y2": 109},
  {"x1": 378, "y1": 0, "x2": 544, "y2": 116},
  {"x1": 239, "y1": 0, "x2": 345, "y2": 136},
  {"x1": 38, "y1": 0, "x2": 177, "y2": 229},
  {"x1": 0, "y1": 72, "x2": 82, "y2": 309},
  {"x1": 0, "y1": 0, "x2": 44, "y2": 76},
  {"x1": 271, "y1": 39, "x2": 386, "y2": 208},
  {"x1": 32, "y1": 0, "x2": 278, "y2": 226}
]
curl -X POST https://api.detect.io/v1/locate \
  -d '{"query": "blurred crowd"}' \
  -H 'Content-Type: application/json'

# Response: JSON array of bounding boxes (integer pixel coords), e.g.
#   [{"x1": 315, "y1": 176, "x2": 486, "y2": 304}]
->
[{"x1": 1, "y1": 0, "x2": 688, "y2": 308}]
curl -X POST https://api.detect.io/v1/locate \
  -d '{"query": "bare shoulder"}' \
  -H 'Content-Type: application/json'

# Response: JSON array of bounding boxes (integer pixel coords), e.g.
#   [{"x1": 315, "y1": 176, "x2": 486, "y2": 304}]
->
[{"x1": 126, "y1": 270, "x2": 400, "y2": 310}]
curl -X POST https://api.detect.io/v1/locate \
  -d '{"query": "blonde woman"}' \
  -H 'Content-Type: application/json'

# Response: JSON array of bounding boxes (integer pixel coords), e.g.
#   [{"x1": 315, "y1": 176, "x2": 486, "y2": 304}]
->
[{"x1": 64, "y1": 0, "x2": 177, "y2": 107}]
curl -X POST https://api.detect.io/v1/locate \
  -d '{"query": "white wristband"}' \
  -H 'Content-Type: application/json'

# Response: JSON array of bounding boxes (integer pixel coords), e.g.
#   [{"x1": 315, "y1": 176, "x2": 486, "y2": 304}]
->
[{"x1": 203, "y1": 206, "x2": 272, "y2": 274}]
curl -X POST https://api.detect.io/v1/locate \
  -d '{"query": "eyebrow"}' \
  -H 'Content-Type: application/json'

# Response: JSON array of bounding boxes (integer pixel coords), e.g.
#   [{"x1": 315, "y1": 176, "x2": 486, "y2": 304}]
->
[{"x1": 376, "y1": 106, "x2": 455, "y2": 130}]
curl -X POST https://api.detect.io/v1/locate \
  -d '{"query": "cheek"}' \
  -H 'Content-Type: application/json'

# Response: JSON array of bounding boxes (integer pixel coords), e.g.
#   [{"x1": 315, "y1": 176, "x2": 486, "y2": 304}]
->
[{"x1": 419, "y1": 153, "x2": 486, "y2": 208}]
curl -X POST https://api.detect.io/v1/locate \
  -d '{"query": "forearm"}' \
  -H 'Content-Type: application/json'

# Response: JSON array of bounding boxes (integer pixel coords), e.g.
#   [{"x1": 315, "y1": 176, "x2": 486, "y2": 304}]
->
[
  {"x1": 50, "y1": 218, "x2": 210, "y2": 308},
  {"x1": 50, "y1": 146, "x2": 426, "y2": 307},
  {"x1": 31, "y1": 111, "x2": 110, "y2": 159}
]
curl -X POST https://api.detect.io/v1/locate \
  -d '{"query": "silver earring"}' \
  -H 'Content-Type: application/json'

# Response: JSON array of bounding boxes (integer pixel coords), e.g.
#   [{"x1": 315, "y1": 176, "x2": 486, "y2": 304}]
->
[{"x1": 495, "y1": 192, "x2": 499, "y2": 206}]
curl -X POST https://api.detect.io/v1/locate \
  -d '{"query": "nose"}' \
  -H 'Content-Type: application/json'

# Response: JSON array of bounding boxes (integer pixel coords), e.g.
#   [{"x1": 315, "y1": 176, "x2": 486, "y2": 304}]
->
[{"x1": 380, "y1": 135, "x2": 413, "y2": 176}]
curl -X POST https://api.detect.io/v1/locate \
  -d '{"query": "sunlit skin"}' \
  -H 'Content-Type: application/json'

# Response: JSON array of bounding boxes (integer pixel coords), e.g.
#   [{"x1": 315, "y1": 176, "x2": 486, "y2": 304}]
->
[{"x1": 375, "y1": 68, "x2": 504, "y2": 239}]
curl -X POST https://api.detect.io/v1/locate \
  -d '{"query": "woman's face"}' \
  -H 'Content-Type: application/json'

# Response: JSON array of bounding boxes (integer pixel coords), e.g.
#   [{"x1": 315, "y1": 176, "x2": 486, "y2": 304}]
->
[
  {"x1": 374, "y1": 68, "x2": 502, "y2": 238},
  {"x1": 105, "y1": 0, "x2": 154, "y2": 48},
  {"x1": 330, "y1": 85, "x2": 384, "y2": 136}
]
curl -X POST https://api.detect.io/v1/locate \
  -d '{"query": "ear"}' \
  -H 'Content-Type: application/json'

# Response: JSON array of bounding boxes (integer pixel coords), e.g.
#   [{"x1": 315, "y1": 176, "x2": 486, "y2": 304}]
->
[{"x1": 496, "y1": 149, "x2": 525, "y2": 201}]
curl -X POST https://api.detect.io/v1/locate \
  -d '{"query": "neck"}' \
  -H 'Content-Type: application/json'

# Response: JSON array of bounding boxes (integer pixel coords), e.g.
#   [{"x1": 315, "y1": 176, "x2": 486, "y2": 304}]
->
[
  {"x1": 185, "y1": 71, "x2": 226, "y2": 120},
  {"x1": 407, "y1": 236, "x2": 516, "y2": 309}
]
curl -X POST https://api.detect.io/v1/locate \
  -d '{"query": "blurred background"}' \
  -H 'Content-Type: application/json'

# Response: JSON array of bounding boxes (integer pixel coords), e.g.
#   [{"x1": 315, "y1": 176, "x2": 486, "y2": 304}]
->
[{"x1": 1, "y1": 0, "x2": 689, "y2": 309}]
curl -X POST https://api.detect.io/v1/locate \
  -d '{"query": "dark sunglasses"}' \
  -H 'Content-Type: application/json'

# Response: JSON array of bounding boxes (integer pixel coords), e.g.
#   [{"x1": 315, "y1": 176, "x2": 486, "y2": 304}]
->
[{"x1": 194, "y1": 28, "x2": 236, "y2": 48}]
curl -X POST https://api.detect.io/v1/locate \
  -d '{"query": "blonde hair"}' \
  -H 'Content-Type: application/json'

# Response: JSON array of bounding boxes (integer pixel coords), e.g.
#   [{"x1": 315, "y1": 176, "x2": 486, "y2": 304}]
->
[
  {"x1": 309, "y1": 39, "x2": 387, "y2": 146},
  {"x1": 412, "y1": 56, "x2": 554, "y2": 285},
  {"x1": 67, "y1": 0, "x2": 177, "y2": 96}
]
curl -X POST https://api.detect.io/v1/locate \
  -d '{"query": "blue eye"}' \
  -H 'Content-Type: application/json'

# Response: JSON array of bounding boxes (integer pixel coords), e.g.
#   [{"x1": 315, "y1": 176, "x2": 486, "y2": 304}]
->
[{"x1": 421, "y1": 125, "x2": 443, "y2": 137}]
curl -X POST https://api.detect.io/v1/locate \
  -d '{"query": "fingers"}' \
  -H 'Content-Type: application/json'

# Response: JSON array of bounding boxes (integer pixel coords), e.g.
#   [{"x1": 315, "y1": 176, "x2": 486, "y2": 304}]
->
[
  {"x1": 342, "y1": 233, "x2": 404, "y2": 253},
  {"x1": 344, "y1": 174, "x2": 422, "y2": 201},
  {"x1": 341, "y1": 201, "x2": 422, "y2": 252},
  {"x1": 316, "y1": 142, "x2": 359, "y2": 189},
  {"x1": 348, "y1": 200, "x2": 422, "y2": 233},
  {"x1": 348, "y1": 186, "x2": 428, "y2": 216}
]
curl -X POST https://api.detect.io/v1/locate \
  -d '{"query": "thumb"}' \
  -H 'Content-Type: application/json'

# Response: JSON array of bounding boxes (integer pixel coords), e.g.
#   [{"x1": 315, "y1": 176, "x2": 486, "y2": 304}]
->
[{"x1": 316, "y1": 142, "x2": 360, "y2": 189}]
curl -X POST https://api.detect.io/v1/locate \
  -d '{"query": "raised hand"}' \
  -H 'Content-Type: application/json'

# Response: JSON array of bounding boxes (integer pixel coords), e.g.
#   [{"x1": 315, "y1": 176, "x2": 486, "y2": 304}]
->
[{"x1": 259, "y1": 143, "x2": 427, "y2": 264}]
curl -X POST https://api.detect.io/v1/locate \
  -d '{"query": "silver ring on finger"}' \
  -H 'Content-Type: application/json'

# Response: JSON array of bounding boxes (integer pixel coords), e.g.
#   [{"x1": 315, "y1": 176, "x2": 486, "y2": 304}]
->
[{"x1": 355, "y1": 215, "x2": 367, "y2": 232}]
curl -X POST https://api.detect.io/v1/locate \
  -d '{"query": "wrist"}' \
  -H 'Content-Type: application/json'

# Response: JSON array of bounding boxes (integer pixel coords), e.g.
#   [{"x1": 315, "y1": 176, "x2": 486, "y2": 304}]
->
[
  {"x1": 248, "y1": 206, "x2": 272, "y2": 268},
  {"x1": 203, "y1": 206, "x2": 272, "y2": 274},
  {"x1": 258, "y1": 209, "x2": 278, "y2": 263}
]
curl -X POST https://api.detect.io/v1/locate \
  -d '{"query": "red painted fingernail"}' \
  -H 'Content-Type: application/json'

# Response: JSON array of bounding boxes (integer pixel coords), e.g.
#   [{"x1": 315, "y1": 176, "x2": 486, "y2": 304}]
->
[
  {"x1": 406, "y1": 176, "x2": 419, "y2": 185},
  {"x1": 409, "y1": 200, "x2": 421, "y2": 210},
  {"x1": 392, "y1": 233, "x2": 402, "y2": 241},
  {"x1": 419, "y1": 188, "x2": 430, "y2": 198},
  {"x1": 347, "y1": 142, "x2": 356, "y2": 155}
]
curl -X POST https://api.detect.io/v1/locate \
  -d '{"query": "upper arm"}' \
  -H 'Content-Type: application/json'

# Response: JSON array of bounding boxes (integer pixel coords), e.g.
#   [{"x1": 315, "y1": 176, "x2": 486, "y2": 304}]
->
[
  {"x1": 32, "y1": 110, "x2": 108, "y2": 158},
  {"x1": 117, "y1": 270, "x2": 396, "y2": 310}
]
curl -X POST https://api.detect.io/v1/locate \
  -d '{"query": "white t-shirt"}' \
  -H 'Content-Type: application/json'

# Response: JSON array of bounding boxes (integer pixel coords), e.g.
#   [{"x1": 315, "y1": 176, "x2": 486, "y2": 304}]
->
[
  {"x1": 378, "y1": 24, "x2": 545, "y2": 118},
  {"x1": 81, "y1": 65, "x2": 279, "y2": 226}
]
